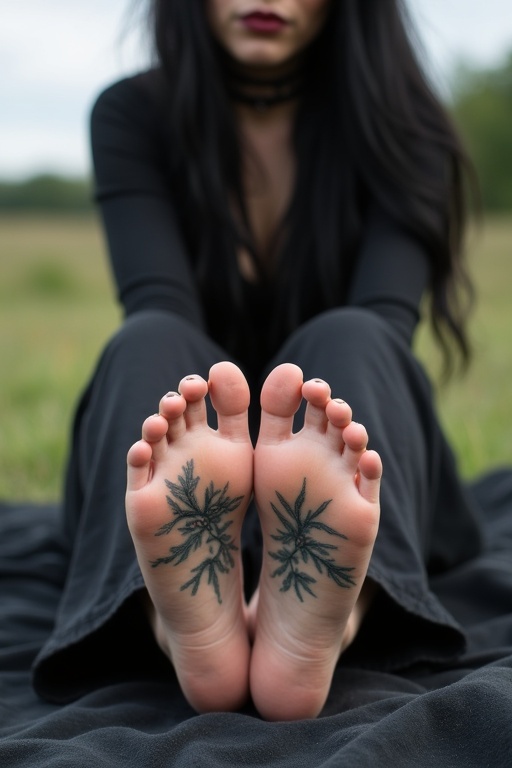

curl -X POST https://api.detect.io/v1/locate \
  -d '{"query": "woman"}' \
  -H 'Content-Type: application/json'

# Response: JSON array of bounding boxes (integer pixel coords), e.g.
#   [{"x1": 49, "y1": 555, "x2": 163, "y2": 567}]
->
[{"x1": 32, "y1": 0, "x2": 483, "y2": 722}]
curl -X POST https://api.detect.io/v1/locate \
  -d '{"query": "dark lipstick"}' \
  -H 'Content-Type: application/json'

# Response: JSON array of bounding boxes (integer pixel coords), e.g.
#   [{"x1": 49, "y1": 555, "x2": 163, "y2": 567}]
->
[{"x1": 241, "y1": 11, "x2": 288, "y2": 34}]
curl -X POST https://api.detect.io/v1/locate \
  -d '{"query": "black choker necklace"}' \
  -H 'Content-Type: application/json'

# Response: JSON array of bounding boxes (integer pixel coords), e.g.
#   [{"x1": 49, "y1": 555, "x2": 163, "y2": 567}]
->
[{"x1": 223, "y1": 65, "x2": 303, "y2": 111}]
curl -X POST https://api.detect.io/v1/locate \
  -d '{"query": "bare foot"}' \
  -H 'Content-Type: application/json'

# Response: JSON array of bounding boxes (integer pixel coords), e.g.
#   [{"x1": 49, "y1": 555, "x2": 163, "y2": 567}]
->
[
  {"x1": 125, "y1": 362, "x2": 253, "y2": 713},
  {"x1": 250, "y1": 364, "x2": 382, "y2": 721}
]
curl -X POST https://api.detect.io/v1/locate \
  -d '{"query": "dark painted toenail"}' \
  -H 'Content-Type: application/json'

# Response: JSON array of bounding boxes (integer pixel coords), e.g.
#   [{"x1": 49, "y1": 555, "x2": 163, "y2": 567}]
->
[
  {"x1": 314, "y1": 379, "x2": 323, "y2": 383},
  {"x1": 186, "y1": 376, "x2": 196, "y2": 381},
  {"x1": 333, "y1": 398, "x2": 345, "y2": 404}
]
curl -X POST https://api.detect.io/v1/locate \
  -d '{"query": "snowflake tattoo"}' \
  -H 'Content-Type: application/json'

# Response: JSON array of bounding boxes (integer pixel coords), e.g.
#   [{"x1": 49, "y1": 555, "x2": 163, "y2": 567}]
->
[
  {"x1": 268, "y1": 478, "x2": 356, "y2": 601},
  {"x1": 151, "y1": 460, "x2": 243, "y2": 604}
]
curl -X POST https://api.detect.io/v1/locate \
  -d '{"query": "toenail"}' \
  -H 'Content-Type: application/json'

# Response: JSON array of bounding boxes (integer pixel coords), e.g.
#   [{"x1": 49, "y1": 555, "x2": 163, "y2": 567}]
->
[
  {"x1": 186, "y1": 376, "x2": 196, "y2": 381},
  {"x1": 165, "y1": 391, "x2": 178, "y2": 398},
  {"x1": 333, "y1": 398, "x2": 345, "y2": 404},
  {"x1": 314, "y1": 379, "x2": 323, "y2": 383}
]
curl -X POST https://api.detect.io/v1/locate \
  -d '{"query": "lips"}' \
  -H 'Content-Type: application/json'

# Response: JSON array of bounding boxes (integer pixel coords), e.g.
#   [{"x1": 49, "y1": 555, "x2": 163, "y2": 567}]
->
[{"x1": 241, "y1": 11, "x2": 288, "y2": 34}]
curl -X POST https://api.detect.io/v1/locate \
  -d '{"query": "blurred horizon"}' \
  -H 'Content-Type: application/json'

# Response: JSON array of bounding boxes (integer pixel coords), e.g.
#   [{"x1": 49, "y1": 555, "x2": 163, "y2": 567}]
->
[{"x1": 1, "y1": 0, "x2": 512, "y2": 182}]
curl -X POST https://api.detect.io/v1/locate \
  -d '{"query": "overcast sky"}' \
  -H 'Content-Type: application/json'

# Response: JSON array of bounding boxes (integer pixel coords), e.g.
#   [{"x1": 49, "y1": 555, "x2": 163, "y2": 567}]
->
[{"x1": 1, "y1": 0, "x2": 512, "y2": 180}]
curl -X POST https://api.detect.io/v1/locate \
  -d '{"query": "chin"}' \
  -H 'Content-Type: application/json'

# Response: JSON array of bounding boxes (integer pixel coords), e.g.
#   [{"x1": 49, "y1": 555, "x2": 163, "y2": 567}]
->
[{"x1": 229, "y1": 40, "x2": 294, "y2": 68}]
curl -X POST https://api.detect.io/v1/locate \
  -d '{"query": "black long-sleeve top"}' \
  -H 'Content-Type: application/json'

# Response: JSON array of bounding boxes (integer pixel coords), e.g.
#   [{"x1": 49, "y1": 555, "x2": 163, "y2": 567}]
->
[{"x1": 90, "y1": 70, "x2": 431, "y2": 366}]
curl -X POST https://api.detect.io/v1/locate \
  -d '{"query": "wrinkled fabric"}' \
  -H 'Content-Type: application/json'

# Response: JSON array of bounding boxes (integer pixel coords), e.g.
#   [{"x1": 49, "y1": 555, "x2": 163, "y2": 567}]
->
[
  {"x1": 30, "y1": 309, "x2": 482, "y2": 702},
  {"x1": 1, "y1": 469, "x2": 511, "y2": 766}
]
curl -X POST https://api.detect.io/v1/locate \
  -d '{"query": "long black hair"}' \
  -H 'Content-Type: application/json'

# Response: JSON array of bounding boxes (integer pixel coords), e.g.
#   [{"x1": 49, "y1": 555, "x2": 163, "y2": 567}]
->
[{"x1": 148, "y1": 0, "x2": 476, "y2": 372}]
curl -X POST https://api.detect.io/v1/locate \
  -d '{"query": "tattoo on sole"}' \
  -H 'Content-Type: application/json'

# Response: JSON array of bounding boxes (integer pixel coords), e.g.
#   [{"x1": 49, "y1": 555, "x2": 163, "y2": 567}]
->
[
  {"x1": 268, "y1": 478, "x2": 356, "y2": 602},
  {"x1": 151, "y1": 460, "x2": 244, "y2": 604}
]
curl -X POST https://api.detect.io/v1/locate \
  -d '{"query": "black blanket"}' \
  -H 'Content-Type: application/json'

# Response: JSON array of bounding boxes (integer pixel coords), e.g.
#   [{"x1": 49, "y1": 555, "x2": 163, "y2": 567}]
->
[{"x1": 1, "y1": 471, "x2": 512, "y2": 767}]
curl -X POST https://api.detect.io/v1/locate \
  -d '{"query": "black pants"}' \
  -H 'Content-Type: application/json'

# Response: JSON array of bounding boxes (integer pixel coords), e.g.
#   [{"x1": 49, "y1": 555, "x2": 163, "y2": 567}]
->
[{"x1": 32, "y1": 308, "x2": 483, "y2": 703}]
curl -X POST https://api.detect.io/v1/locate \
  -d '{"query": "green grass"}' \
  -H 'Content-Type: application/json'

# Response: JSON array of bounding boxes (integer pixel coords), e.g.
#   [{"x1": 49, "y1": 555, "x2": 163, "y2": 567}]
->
[
  {"x1": 0, "y1": 212, "x2": 511, "y2": 502},
  {"x1": 415, "y1": 217, "x2": 512, "y2": 477},
  {"x1": 0, "y1": 214, "x2": 119, "y2": 501}
]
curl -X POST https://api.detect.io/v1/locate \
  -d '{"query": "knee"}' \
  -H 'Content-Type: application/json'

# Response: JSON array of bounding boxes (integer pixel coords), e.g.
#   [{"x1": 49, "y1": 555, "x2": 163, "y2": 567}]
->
[
  {"x1": 100, "y1": 310, "x2": 208, "y2": 371},
  {"x1": 109, "y1": 310, "x2": 199, "y2": 353},
  {"x1": 290, "y1": 307, "x2": 391, "y2": 352}
]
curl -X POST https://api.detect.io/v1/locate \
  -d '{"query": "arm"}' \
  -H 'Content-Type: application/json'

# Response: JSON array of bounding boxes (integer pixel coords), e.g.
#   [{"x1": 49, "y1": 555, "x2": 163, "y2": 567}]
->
[
  {"x1": 347, "y1": 203, "x2": 431, "y2": 346},
  {"x1": 90, "y1": 73, "x2": 205, "y2": 329}
]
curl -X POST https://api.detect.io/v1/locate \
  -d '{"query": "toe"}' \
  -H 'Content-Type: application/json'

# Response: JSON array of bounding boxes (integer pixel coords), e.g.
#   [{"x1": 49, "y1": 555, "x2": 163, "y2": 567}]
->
[
  {"x1": 302, "y1": 378, "x2": 331, "y2": 434},
  {"x1": 141, "y1": 414, "x2": 169, "y2": 462},
  {"x1": 325, "y1": 398, "x2": 352, "y2": 449},
  {"x1": 259, "y1": 364, "x2": 304, "y2": 443},
  {"x1": 325, "y1": 398, "x2": 352, "y2": 428},
  {"x1": 340, "y1": 421, "x2": 368, "y2": 474},
  {"x1": 159, "y1": 391, "x2": 187, "y2": 442},
  {"x1": 357, "y1": 450, "x2": 382, "y2": 504},
  {"x1": 127, "y1": 440, "x2": 153, "y2": 492},
  {"x1": 208, "y1": 362, "x2": 250, "y2": 441},
  {"x1": 179, "y1": 374, "x2": 209, "y2": 429}
]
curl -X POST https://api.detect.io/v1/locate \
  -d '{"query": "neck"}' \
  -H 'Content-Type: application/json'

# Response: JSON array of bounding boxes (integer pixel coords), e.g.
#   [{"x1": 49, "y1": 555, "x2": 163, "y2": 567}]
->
[{"x1": 219, "y1": 51, "x2": 305, "y2": 114}]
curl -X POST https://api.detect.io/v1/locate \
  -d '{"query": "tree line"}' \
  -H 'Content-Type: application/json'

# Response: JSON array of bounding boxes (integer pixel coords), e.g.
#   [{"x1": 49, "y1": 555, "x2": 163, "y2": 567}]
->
[
  {"x1": 452, "y1": 51, "x2": 512, "y2": 211},
  {"x1": 1, "y1": 53, "x2": 511, "y2": 213},
  {"x1": 0, "y1": 175, "x2": 92, "y2": 213}
]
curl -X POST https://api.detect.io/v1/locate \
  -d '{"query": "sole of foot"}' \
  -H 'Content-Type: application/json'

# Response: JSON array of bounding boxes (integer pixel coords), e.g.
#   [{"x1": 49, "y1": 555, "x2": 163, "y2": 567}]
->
[
  {"x1": 250, "y1": 364, "x2": 382, "y2": 721},
  {"x1": 125, "y1": 361, "x2": 253, "y2": 713}
]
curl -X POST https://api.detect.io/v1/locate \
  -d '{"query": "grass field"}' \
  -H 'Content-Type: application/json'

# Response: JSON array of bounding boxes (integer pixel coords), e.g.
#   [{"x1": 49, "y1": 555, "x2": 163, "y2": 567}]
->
[{"x1": 1, "y1": 212, "x2": 511, "y2": 502}]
